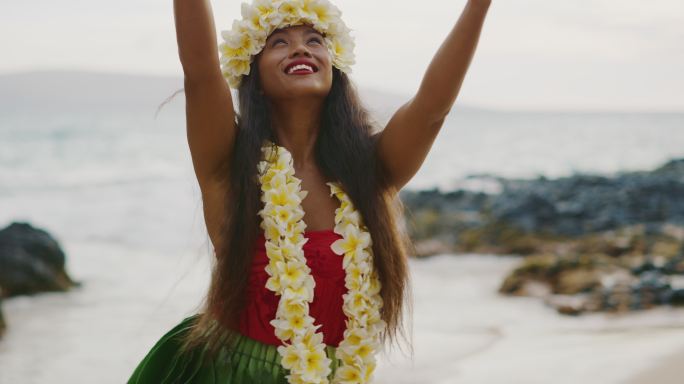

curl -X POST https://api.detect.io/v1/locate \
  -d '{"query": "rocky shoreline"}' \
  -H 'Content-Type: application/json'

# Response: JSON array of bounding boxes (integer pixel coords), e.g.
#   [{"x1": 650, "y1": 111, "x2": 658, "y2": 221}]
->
[
  {"x1": 0, "y1": 222, "x2": 78, "y2": 338},
  {"x1": 400, "y1": 158, "x2": 684, "y2": 315}
]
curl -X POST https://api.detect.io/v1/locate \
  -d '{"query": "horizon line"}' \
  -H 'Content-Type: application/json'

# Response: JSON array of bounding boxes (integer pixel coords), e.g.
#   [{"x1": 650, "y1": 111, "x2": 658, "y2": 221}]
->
[{"x1": 2, "y1": 68, "x2": 683, "y2": 115}]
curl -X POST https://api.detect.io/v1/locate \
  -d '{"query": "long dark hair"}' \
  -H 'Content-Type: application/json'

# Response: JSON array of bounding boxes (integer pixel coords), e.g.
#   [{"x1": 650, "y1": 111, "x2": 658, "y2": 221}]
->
[{"x1": 179, "y1": 57, "x2": 414, "y2": 358}]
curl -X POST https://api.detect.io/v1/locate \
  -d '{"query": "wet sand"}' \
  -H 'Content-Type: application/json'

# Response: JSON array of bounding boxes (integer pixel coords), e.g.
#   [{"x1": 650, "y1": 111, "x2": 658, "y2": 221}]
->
[
  {"x1": 622, "y1": 346, "x2": 684, "y2": 384},
  {"x1": 3, "y1": 247, "x2": 684, "y2": 383}
]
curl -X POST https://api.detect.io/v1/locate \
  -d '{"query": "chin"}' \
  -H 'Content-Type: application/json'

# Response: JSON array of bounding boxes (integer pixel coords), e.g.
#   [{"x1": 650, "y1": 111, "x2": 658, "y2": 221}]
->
[{"x1": 282, "y1": 82, "x2": 330, "y2": 97}]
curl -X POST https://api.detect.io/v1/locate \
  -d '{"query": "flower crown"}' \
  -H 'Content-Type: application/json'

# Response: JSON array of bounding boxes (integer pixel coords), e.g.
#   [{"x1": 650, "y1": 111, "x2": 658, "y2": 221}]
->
[{"x1": 219, "y1": 0, "x2": 356, "y2": 89}]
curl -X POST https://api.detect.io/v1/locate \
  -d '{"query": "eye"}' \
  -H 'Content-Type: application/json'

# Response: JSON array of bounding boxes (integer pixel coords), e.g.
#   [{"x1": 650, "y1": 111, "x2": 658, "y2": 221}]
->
[
  {"x1": 272, "y1": 38, "x2": 286, "y2": 46},
  {"x1": 308, "y1": 37, "x2": 323, "y2": 45}
]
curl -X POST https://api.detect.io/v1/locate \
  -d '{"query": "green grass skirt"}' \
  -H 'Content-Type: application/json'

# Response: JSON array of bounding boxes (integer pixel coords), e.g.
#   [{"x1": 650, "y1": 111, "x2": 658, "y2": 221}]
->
[{"x1": 127, "y1": 313, "x2": 342, "y2": 384}]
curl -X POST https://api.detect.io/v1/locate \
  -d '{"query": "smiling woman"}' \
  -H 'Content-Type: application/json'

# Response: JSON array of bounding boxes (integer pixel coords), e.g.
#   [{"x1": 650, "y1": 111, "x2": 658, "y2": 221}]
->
[
  {"x1": 129, "y1": 0, "x2": 490, "y2": 383},
  {"x1": 257, "y1": 25, "x2": 333, "y2": 100}
]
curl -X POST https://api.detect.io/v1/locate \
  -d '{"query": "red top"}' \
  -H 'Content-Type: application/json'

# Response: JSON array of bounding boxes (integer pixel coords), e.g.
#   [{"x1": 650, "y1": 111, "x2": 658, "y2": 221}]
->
[{"x1": 237, "y1": 229, "x2": 349, "y2": 347}]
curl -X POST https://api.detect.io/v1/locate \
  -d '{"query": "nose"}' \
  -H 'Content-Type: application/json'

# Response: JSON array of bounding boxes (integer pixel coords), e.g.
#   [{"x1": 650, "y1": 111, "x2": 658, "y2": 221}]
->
[{"x1": 288, "y1": 38, "x2": 312, "y2": 58}]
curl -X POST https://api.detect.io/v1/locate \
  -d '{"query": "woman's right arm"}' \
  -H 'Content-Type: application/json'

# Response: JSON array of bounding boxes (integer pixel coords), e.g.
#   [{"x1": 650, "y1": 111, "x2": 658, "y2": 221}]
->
[{"x1": 174, "y1": 0, "x2": 236, "y2": 251}]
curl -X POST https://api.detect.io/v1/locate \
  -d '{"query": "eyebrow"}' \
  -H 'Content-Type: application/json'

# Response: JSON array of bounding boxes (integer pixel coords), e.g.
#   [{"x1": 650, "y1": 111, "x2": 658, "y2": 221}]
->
[{"x1": 269, "y1": 28, "x2": 323, "y2": 38}]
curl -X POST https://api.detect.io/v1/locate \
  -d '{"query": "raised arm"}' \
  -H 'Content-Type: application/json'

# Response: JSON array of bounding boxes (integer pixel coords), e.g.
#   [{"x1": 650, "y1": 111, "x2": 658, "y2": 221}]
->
[
  {"x1": 175, "y1": 0, "x2": 237, "y2": 183},
  {"x1": 375, "y1": 0, "x2": 491, "y2": 191},
  {"x1": 174, "y1": 0, "x2": 237, "y2": 251}
]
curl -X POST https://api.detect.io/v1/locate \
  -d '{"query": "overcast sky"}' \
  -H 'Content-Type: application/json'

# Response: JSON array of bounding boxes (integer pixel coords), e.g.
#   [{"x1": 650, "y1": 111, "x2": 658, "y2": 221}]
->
[{"x1": 2, "y1": 0, "x2": 683, "y2": 111}]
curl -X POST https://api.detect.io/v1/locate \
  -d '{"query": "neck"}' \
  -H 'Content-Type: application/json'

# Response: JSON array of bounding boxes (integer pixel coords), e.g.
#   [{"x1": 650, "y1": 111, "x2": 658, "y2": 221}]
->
[{"x1": 268, "y1": 96, "x2": 324, "y2": 170}]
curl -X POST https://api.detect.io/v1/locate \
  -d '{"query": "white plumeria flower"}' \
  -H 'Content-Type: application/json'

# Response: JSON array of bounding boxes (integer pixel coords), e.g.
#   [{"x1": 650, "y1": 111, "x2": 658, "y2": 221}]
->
[
  {"x1": 353, "y1": 312, "x2": 372, "y2": 329},
  {"x1": 265, "y1": 273, "x2": 282, "y2": 293},
  {"x1": 344, "y1": 262, "x2": 366, "y2": 286},
  {"x1": 335, "y1": 205, "x2": 361, "y2": 228},
  {"x1": 272, "y1": 205, "x2": 296, "y2": 227},
  {"x1": 339, "y1": 338, "x2": 378, "y2": 366},
  {"x1": 219, "y1": 20, "x2": 259, "y2": 56},
  {"x1": 240, "y1": 3, "x2": 263, "y2": 32},
  {"x1": 342, "y1": 248, "x2": 371, "y2": 270},
  {"x1": 299, "y1": 326, "x2": 325, "y2": 348},
  {"x1": 266, "y1": 238, "x2": 300, "y2": 262},
  {"x1": 293, "y1": 0, "x2": 317, "y2": 22},
  {"x1": 299, "y1": 347, "x2": 332, "y2": 382},
  {"x1": 341, "y1": 291, "x2": 371, "y2": 319},
  {"x1": 334, "y1": 364, "x2": 363, "y2": 384},
  {"x1": 269, "y1": 149, "x2": 295, "y2": 174},
  {"x1": 260, "y1": 143, "x2": 278, "y2": 161},
  {"x1": 257, "y1": 159, "x2": 271, "y2": 175},
  {"x1": 277, "y1": 0, "x2": 302, "y2": 21},
  {"x1": 271, "y1": 313, "x2": 315, "y2": 337},
  {"x1": 339, "y1": 327, "x2": 367, "y2": 348},
  {"x1": 367, "y1": 271, "x2": 381, "y2": 295},
  {"x1": 273, "y1": 322, "x2": 295, "y2": 341},
  {"x1": 330, "y1": 223, "x2": 371, "y2": 256},
  {"x1": 262, "y1": 216, "x2": 285, "y2": 241},
  {"x1": 220, "y1": 0, "x2": 355, "y2": 88},
  {"x1": 264, "y1": 241, "x2": 285, "y2": 263},
  {"x1": 277, "y1": 297, "x2": 309, "y2": 319},
  {"x1": 349, "y1": 291, "x2": 372, "y2": 310},
  {"x1": 311, "y1": 0, "x2": 341, "y2": 30},
  {"x1": 265, "y1": 206, "x2": 297, "y2": 223},
  {"x1": 284, "y1": 372, "x2": 307, "y2": 384},
  {"x1": 255, "y1": 0, "x2": 285, "y2": 25},
  {"x1": 266, "y1": 171, "x2": 289, "y2": 191},
  {"x1": 258, "y1": 140, "x2": 383, "y2": 383},
  {"x1": 262, "y1": 218, "x2": 288, "y2": 239},
  {"x1": 282, "y1": 274, "x2": 315, "y2": 302},
  {"x1": 264, "y1": 184, "x2": 303, "y2": 208},
  {"x1": 353, "y1": 259, "x2": 372, "y2": 275},
  {"x1": 369, "y1": 318, "x2": 387, "y2": 336},
  {"x1": 276, "y1": 260, "x2": 308, "y2": 288},
  {"x1": 278, "y1": 343, "x2": 305, "y2": 371},
  {"x1": 326, "y1": 181, "x2": 344, "y2": 196},
  {"x1": 280, "y1": 223, "x2": 307, "y2": 243},
  {"x1": 344, "y1": 276, "x2": 364, "y2": 293},
  {"x1": 262, "y1": 217, "x2": 284, "y2": 240}
]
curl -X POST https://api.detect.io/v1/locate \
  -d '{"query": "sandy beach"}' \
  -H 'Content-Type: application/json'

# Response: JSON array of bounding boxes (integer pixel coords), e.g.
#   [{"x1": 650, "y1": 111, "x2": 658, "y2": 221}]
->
[
  {"x1": 2, "y1": 242, "x2": 684, "y2": 383},
  {"x1": 622, "y1": 346, "x2": 684, "y2": 384}
]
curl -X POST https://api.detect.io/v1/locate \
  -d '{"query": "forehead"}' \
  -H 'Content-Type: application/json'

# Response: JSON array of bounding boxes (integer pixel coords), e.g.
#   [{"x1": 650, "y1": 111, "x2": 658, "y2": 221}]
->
[{"x1": 268, "y1": 25, "x2": 324, "y2": 38}]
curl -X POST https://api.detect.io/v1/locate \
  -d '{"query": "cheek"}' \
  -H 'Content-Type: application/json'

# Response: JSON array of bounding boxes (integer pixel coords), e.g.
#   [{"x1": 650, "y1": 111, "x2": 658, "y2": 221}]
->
[
  {"x1": 318, "y1": 56, "x2": 332, "y2": 76},
  {"x1": 257, "y1": 57, "x2": 279, "y2": 85}
]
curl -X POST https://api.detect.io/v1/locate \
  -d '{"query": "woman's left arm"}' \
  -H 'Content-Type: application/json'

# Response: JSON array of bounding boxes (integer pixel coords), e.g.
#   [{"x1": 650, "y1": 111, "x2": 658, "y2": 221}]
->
[{"x1": 376, "y1": 0, "x2": 491, "y2": 191}]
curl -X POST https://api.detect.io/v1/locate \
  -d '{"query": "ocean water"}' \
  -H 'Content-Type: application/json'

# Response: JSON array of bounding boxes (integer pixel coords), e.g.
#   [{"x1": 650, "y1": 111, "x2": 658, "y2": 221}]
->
[
  {"x1": 1, "y1": 101, "x2": 684, "y2": 383},
  {"x1": 2, "y1": 105, "x2": 683, "y2": 252}
]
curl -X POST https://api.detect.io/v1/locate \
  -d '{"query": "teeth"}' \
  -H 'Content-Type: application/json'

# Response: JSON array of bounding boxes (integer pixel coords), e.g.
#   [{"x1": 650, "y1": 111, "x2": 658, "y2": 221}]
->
[{"x1": 287, "y1": 64, "x2": 314, "y2": 74}]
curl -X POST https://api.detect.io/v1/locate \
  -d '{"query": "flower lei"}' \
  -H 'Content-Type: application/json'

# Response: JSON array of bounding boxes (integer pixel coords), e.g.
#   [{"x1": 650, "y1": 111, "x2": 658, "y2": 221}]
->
[
  {"x1": 219, "y1": 0, "x2": 356, "y2": 89},
  {"x1": 257, "y1": 141, "x2": 386, "y2": 383}
]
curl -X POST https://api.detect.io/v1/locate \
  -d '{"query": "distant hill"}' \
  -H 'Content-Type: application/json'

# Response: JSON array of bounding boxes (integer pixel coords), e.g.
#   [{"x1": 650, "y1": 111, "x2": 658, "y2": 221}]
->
[
  {"x1": 0, "y1": 70, "x2": 186, "y2": 114},
  {"x1": 0, "y1": 70, "x2": 487, "y2": 121}
]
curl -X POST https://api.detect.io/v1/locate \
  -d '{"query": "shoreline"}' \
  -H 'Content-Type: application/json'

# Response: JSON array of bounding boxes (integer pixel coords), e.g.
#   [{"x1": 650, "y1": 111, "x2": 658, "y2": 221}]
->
[
  {"x1": 622, "y1": 346, "x2": 684, "y2": 384},
  {"x1": 3, "y1": 244, "x2": 684, "y2": 383}
]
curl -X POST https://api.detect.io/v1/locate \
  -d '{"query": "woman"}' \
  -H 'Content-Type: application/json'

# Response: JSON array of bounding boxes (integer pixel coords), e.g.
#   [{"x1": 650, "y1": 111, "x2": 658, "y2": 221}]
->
[{"x1": 129, "y1": 0, "x2": 491, "y2": 383}]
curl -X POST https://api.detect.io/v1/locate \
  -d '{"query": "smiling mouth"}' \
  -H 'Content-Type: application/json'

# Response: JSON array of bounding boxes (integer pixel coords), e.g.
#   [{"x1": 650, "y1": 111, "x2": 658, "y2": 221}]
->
[{"x1": 285, "y1": 64, "x2": 318, "y2": 75}]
